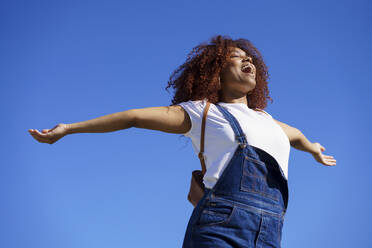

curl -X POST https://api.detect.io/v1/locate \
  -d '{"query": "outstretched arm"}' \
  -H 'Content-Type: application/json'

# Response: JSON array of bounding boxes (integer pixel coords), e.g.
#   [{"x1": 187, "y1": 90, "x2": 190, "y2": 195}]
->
[
  {"x1": 273, "y1": 119, "x2": 336, "y2": 166},
  {"x1": 28, "y1": 105, "x2": 191, "y2": 144}
]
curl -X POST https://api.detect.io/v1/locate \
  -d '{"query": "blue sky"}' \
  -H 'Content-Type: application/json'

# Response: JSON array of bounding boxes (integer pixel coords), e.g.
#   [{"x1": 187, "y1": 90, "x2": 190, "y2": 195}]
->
[{"x1": 1, "y1": 0, "x2": 371, "y2": 247}]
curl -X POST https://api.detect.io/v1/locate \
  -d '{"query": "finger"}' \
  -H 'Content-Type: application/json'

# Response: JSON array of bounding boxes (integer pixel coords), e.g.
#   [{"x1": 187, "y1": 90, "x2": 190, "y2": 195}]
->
[
  {"x1": 325, "y1": 158, "x2": 336, "y2": 162},
  {"x1": 33, "y1": 129, "x2": 44, "y2": 135},
  {"x1": 320, "y1": 145, "x2": 325, "y2": 151},
  {"x1": 31, "y1": 132, "x2": 48, "y2": 139},
  {"x1": 326, "y1": 157, "x2": 336, "y2": 161},
  {"x1": 30, "y1": 133, "x2": 51, "y2": 143},
  {"x1": 325, "y1": 160, "x2": 336, "y2": 166},
  {"x1": 29, "y1": 130, "x2": 44, "y2": 138},
  {"x1": 50, "y1": 124, "x2": 60, "y2": 131},
  {"x1": 33, "y1": 129, "x2": 51, "y2": 138},
  {"x1": 324, "y1": 155, "x2": 334, "y2": 159},
  {"x1": 324, "y1": 162, "x2": 335, "y2": 166},
  {"x1": 30, "y1": 130, "x2": 52, "y2": 142},
  {"x1": 29, "y1": 129, "x2": 42, "y2": 135}
]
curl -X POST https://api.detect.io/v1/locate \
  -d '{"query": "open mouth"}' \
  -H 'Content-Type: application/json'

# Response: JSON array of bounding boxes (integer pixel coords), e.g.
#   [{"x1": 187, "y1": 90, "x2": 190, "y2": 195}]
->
[
  {"x1": 241, "y1": 65, "x2": 255, "y2": 75},
  {"x1": 242, "y1": 67, "x2": 251, "y2": 73}
]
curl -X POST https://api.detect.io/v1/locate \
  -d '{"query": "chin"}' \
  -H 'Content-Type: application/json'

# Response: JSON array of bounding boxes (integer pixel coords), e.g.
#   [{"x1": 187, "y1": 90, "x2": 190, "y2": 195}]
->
[{"x1": 245, "y1": 79, "x2": 256, "y2": 88}]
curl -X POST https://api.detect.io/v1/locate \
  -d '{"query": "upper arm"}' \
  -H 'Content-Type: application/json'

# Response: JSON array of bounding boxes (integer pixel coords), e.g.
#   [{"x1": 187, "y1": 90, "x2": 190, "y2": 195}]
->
[
  {"x1": 131, "y1": 105, "x2": 191, "y2": 134},
  {"x1": 272, "y1": 118, "x2": 300, "y2": 144}
]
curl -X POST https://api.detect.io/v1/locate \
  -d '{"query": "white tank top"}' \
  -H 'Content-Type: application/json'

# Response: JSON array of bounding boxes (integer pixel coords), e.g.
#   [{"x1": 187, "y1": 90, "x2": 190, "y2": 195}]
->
[{"x1": 177, "y1": 98, "x2": 291, "y2": 189}]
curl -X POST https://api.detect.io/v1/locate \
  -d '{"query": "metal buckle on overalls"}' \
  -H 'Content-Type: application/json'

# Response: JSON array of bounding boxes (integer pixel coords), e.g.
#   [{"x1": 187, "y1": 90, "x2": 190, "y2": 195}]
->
[{"x1": 236, "y1": 134, "x2": 247, "y2": 149}]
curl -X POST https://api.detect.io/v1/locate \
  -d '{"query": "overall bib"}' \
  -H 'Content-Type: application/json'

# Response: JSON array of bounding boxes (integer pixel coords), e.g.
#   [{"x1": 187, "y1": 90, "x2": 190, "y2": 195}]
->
[{"x1": 182, "y1": 104, "x2": 289, "y2": 248}]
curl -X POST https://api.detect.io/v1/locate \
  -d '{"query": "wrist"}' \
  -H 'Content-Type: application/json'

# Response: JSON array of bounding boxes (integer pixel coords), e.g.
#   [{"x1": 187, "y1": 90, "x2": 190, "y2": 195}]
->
[
  {"x1": 64, "y1": 123, "x2": 74, "y2": 135},
  {"x1": 310, "y1": 142, "x2": 319, "y2": 155}
]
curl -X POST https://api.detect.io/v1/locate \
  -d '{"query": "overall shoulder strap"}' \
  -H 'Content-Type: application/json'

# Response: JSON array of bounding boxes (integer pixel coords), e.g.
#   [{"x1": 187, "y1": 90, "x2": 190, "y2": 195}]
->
[
  {"x1": 215, "y1": 104, "x2": 262, "y2": 161},
  {"x1": 215, "y1": 104, "x2": 248, "y2": 149},
  {"x1": 198, "y1": 101, "x2": 211, "y2": 175}
]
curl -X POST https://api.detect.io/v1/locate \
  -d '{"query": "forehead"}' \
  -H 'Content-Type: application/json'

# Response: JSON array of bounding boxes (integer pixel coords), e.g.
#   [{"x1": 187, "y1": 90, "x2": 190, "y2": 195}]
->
[{"x1": 228, "y1": 47, "x2": 247, "y2": 55}]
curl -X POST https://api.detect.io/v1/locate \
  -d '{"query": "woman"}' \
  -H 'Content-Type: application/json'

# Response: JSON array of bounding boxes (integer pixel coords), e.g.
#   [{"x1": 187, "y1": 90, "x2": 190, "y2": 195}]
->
[{"x1": 28, "y1": 35, "x2": 336, "y2": 247}]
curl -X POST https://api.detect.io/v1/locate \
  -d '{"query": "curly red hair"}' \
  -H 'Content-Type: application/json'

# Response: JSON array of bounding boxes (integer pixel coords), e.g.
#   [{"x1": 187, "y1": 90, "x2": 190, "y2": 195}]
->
[{"x1": 165, "y1": 35, "x2": 273, "y2": 111}]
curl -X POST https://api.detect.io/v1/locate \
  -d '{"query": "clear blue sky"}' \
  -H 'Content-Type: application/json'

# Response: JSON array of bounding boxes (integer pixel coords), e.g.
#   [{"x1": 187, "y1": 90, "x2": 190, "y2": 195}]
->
[{"x1": 1, "y1": 0, "x2": 371, "y2": 247}]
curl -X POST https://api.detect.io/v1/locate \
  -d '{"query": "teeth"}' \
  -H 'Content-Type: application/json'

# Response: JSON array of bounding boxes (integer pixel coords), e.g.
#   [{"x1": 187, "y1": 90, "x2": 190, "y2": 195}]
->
[{"x1": 242, "y1": 65, "x2": 252, "y2": 73}]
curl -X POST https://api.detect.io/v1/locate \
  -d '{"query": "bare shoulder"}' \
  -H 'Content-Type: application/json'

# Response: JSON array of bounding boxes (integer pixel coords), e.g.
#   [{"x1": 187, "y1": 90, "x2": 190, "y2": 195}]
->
[{"x1": 254, "y1": 108, "x2": 273, "y2": 118}]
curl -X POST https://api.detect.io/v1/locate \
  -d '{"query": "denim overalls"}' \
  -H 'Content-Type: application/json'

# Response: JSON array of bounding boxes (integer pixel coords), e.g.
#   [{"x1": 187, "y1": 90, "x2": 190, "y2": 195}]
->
[{"x1": 182, "y1": 103, "x2": 289, "y2": 248}]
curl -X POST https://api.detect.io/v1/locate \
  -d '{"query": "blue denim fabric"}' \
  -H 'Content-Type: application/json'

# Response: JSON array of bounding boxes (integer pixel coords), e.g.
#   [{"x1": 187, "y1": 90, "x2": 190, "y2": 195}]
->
[{"x1": 182, "y1": 104, "x2": 289, "y2": 248}]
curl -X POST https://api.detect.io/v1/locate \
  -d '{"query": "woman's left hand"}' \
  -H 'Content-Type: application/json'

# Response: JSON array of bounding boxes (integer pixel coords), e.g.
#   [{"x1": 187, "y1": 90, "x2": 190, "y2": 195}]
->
[{"x1": 311, "y1": 142, "x2": 336, "y2": 166}]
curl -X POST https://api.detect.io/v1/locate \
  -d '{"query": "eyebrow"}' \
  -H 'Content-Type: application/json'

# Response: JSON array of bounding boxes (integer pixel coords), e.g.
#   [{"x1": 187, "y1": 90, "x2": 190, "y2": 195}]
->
[{"x1": 231, "y1": 50, "x2": 250, "y2": 57}]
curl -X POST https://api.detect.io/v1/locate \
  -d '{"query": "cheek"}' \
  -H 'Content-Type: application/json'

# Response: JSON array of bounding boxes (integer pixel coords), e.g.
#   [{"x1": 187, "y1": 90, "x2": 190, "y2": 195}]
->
[
  {"x1": 227, "y1": 65, "x2": 241, "y2": 74},
  {"x1": 233, "y1": 67, "x2": 242, "y2": 75},
  {"x1": 221, "y1": 64, "x2": 241, "y2": 79}
]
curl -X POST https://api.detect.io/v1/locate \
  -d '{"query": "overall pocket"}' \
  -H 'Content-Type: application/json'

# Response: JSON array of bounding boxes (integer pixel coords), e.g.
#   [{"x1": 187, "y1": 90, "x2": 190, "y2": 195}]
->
[
  {"x1": 240, "y1": 156, "x2": 281, "y2": 201},
  {"x1": 195, "y1": 200, "x2": 236, "y2": 227}
]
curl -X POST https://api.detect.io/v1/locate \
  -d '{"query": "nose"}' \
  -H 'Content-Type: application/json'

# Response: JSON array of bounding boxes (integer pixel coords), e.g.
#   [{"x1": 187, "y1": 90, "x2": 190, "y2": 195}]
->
[{"x1": 243, "y1": 56, "x2": 252, "y2": 63}]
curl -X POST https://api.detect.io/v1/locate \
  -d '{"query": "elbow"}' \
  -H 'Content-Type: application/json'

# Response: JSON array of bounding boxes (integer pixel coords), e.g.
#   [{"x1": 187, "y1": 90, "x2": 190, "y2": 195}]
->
[
  {"x1": 129, "y1": 109, "x2": 139, "y2": 128},
  {"x1": 289, "y1": 128, "x2": 302, "y2": 146},
  {"x1": 122, "y1": 109, "x2": 138, "y2": 129}
]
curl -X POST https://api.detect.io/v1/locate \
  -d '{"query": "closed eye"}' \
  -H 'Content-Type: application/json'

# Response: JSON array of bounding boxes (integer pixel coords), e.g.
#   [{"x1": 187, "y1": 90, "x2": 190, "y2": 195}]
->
[{"x1": 230, "y1": 55, "x2": 252, "y2": 62}]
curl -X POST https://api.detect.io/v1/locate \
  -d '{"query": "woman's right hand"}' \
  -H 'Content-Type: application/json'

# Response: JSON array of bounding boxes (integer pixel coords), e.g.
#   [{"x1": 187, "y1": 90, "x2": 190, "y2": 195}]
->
[{"x1": 28, "y1": 123, "x2": 69, "y2": 144}]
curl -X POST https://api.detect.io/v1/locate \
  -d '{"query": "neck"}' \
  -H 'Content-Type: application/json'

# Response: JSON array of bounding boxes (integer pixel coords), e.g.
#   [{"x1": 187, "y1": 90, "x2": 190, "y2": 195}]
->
[{"x1": 219, "y1": 95, "x2": 248, "y2": 105}]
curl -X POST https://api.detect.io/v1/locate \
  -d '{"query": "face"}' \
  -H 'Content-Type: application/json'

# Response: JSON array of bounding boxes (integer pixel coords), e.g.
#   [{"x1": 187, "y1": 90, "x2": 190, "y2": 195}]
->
[{"x1": 219, "y1": 47, "x2": 256, "y2": 96}]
